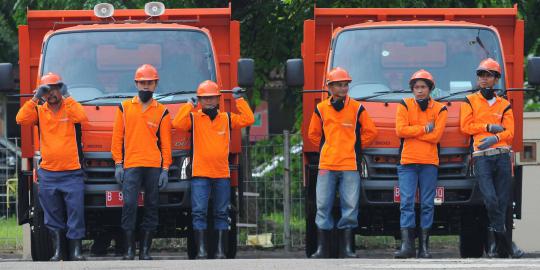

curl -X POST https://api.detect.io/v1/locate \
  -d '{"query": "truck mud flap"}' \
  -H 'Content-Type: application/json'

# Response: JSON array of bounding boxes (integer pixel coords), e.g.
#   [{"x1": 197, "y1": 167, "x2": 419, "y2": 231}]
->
[{"x1": 17, "y1": 170, "x2": 33, "y2": 225}]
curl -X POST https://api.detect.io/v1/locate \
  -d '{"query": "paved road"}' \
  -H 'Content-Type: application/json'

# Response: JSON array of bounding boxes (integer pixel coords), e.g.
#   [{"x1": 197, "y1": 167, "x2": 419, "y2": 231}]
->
[{"x1": 0, "y1": 258, "x2": 540, "y2": 270}]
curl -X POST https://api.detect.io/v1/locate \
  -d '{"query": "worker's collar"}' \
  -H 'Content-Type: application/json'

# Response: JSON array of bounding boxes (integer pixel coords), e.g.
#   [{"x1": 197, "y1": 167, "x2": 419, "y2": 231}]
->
[
  {"x1": 324, "y1": 95, "x2": 350, "y2": 106},
  {"x1": 131, "y1": 96, "x2": 158, "y2": 107},
  {"x1": 475, "y1": 91, "x2": 501, "y2": 103}
]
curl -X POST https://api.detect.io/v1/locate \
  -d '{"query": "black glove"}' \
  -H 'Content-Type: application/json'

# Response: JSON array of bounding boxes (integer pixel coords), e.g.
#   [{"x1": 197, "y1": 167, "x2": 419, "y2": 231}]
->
[
  {"x1": 189, "y1": 96, "x2": 198, "y2": 107},
  {"x1": 114, "y1": 164, "x2": 124, "y2": 185},
  {"x1": 33, "y1": 85, "x2": 50, "y2": 100},
  {"x1": 60, "y1": 83, "x2": 70, "y2": 98},
  {"x1": 232, "y1": 87, "x2": 244, "y2": 99},
  {"x1": 478, "y1": 136, "x2": 499, "y2": 150},
  {"x1": 487, "y1": 124, "x2": 504, "y2": 134},
  {"x1": 425, "y1": 122, "x2": 434, "y2": 133},
  {"x1": 158, "y1": 169, "x2": 168, "y2": 191}
]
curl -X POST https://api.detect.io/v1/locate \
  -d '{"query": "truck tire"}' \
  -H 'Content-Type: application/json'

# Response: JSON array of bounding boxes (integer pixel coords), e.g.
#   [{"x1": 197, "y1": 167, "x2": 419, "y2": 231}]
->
[
  {"x1": 226, "y1": 190, "x2": 238, "y2": 259},
  {"x1": 186, "y1": 225, "x2": 197, "y2": 260},
  {"x1": 305, "y1": 179, "x2": 317, "y2": 258},
  {"x1": 459, "y1": 211, "x2": 486, "y2": 258},
  {"x1": 30, "y1": 184, "x2": 54, "y2": 261}
]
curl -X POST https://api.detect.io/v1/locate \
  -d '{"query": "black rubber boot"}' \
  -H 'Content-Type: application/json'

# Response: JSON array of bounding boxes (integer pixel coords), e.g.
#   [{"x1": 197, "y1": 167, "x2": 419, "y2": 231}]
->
[
  {"x1": 486, "y1": 230, "x2": 497, "y2": 258},
  {"x1": 139, "y1": 231, "x2": 154, "y2": 260},
  {"x1": 215, "y1": 230, "x2": 228, "y2": 259},
  {"x1": 394, "y1": 228, "x2": 415, "y2": 259},
  {"x1": 68, "y1": 239, "x2": 86, "y2": 261},
  {"x1": 50, "y1": 230, "x2": 65, "y2": 261},
  {"x1": 496, "y1": 232, "x2": 524, "y2": 258},
  {"x1": 341, "y1": 229, "x2": 357, "y2": 258},
  {"x1": 122, "y1": 230, "x2": 135, "y2": 260},
  {"x1": 417, "y1": 229, "x2": 432, "y2": 258},
  {"x1": 195, "y1": 230, "x2": 207, "y2": 259},
  {"x1": 310, "y1": 229, "x2": 329, "y2": 259}
]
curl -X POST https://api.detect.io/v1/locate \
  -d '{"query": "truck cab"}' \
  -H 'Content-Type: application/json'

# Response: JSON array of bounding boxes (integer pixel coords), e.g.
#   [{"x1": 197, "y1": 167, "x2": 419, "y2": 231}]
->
[
  {"x1": 286, "y1": 5, "x2": 540, "y2": 258},
  {"x1": 1, "y1": 2, "x2": 253, "y2": 261}
]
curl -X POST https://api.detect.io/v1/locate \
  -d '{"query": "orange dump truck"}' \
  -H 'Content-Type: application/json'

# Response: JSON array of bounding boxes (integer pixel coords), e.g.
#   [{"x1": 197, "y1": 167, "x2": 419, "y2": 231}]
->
[
  {"x1": 286, "y1": 5, "x2": 540, "y2": 258},
  {"x1": 0, "y1": 3, "x2": 253, "y2": 260}
]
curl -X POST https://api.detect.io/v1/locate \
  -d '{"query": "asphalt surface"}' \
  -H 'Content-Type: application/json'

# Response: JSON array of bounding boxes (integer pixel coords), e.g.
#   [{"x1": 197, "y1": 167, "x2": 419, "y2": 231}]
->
[{"x1": 1, "y1": 248, "x2": 540, "y2": 269}]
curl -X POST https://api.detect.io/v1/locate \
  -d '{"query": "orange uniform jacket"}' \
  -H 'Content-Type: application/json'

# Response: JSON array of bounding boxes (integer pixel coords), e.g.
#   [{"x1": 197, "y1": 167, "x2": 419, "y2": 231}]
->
[
  {"x1": 172, "y1": 98, "x2": 255, "y2": 179},
  {"x1": 396, "y1": 98, "x2": 448, "y2": 166},
  {"x1": 16, "y1": 97, "x2": 88, "y2": 171},
  {"x1": 460, "y1": 92, "x2": 514, "y2": 151},
  {"x1": 308, "y1": 96, "x2": 378, "y2": 171},
  {"x1": 111, "y1": 97, "x2": 172, "y2": 169}
]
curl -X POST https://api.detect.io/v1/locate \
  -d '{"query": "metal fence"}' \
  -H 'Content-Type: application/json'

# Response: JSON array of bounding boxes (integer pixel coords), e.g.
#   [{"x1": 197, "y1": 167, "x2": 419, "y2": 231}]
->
[
  {"x1": 0, "y1": 137, "x2": 22, "y2": 251},
  {"x1": 238, "y1": 131, "x2": 305, "y2": 249}
]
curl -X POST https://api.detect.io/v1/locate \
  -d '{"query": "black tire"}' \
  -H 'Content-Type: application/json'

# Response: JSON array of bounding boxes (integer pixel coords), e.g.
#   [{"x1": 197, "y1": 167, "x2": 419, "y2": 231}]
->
[
  {"x1": 186, "y1": 225, "x2": 197, "y2": 260},
  {"x1": 304, "y1": 178, "x2": 317, "y2": 258},
  {"x1": 459, "y1": 210, "x2": 487, "y2": 258},
  {"x1": 30, "y1": 184, "x2": 54, "y2": 261},
  {"x1": 226, "y1": 191, "x2": 238, "y2": 259}
]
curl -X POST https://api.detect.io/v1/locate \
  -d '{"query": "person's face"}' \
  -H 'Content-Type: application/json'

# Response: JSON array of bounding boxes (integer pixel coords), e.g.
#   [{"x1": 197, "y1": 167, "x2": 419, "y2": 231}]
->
[
  {"x1": 136, "y1": 80, "x2": 158, "y2": 92},
  {"x1": 44, "y1": 85, "x2": 62, "y2": 105},
  {"x1": 477, "y1": 71, "x2": 499, "y2": 89},
  {"x1": 412, "y1": 80, "x2": 430, "y2": 100},
  {"x1": 328, "y1": 81, "x2": 349, "y2": 99},
  {"x1": 199, "y1": 96, "x2": 220, "y2": 109}
]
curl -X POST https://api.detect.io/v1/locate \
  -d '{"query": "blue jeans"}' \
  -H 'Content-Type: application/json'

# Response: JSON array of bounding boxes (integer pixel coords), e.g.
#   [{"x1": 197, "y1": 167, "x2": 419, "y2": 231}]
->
[
  {"x1": 191, "y1": 178, "x2": 230, "y2": 230},
  {"x1": 474, "y1": 153, "x2": 512, "y2": 232},
  {"x1": 315, "y1": 170, "x2": 360, "y2": 230},
  {"x1": 121, "y1": 167, "x2": 161, "y2": 232},
  {"x1": 397, "y1": 164, "x2": 438, "y2": 229},
  {"x1": 38, "y1": 168, "x2": 85, "y2": 240}
]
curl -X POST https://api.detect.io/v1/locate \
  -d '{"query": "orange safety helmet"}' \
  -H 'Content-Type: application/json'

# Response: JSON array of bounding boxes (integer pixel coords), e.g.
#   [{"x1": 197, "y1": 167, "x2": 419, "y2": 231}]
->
[
  {"x1": 196, "y1": 80, "x2": 221, "y2": 97},
  {"x1": 409, "y1": 69, "x2": 435, "y2": 90},
  {"x1": 326, "y1": 67, "x2": 352, "y2": 85},
  {"x1": 476, "y1": 58, "x2": 501, "y2": 77},
  {"x1": 134, "y1": 64, "x2": 159, "y2": 81},
  {"x1": 39, "y1": 72, "x2": 63, "y2": 85}
]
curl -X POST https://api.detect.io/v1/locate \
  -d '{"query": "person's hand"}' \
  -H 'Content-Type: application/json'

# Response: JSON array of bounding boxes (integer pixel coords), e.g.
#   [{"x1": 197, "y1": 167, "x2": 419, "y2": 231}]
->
[
  {"x1": 232, "y1": 87, "x2": 244, "y2": 99},
  {"x1": 114, "y1": 164, "x2": 124, "y2": 185},
  {"x1": 425, "y1": 122, "x2": 434, "y2": 133},
  {"x1": 487, "y1": 124, "x2": 504, "y2": 134},
  {"x1": 478, "y1": 136, "x2": 499, "y2": 150},
  {"x1": 158, "y1": 169, "x2": 169, "y2": 191},
  {"x1": 189, "y1": 96, "x2": 198, "y2": 107},
  {"x1": 33, "y1": 85, "x2": 50, "y2": 101}
]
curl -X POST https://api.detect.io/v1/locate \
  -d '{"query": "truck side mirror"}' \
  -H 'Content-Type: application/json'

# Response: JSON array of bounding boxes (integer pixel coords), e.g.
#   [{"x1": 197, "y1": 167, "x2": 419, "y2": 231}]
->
[
  {"x1": 286, "y1": 59, "x2": 304, "y2": 87},
  {"x1": 528, "y1": 57, "x2": 540, "y2": 86},
  {"x1": 237, "y1": 58, "x2": 255, "y2": 88},
  {"x1": 0, "y1": 63, "x2": 14, "y2": 91}
]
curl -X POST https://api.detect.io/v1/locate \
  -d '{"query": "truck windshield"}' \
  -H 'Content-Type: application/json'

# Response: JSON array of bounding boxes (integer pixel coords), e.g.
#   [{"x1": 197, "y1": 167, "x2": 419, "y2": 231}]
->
[
  {"x1": 41, "y1": 30, "x2": 216, "y2": 104},
  {"x1": 331, "y1": 27, "x2": 504, "y2": 101}
]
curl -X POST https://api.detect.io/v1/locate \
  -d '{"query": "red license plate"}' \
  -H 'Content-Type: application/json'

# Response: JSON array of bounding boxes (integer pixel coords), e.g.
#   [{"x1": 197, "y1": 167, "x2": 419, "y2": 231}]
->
[
  {"x1": 393, "y1": 186, "x2": 444, "y2": 205},
  {"x1": 105, "y1": 191, "x2": 144, "y2": 207}
]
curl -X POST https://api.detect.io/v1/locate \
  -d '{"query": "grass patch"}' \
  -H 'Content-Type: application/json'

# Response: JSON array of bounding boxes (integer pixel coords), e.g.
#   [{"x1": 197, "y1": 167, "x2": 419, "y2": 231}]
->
[{"x1": 0, "y1": 216, "x2": 22, "y2": 251}]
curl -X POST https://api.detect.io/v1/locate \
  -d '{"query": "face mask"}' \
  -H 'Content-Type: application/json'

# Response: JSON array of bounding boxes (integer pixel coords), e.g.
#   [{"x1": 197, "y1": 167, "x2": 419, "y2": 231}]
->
[
  {"x1": 480, "y1": 87, "x2": 495, "y2": 100},
  {"x1": 331, "y1": 97, "x2": 344, "y2": 112},
  {"x1": 138, "y1": 90, "x2": 153, "y2": 103},
  {"x1": 416, "y1": 98, "x2": 430, "y2": 111},
  {"x1": 202, "y1": 107, "x2": 218, "y2": 120}
]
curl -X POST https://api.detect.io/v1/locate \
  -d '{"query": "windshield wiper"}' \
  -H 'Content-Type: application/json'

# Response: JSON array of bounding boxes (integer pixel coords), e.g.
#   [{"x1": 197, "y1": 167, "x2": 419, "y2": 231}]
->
[
  {"x1": 435, "y1": 89, "x2": 479, "y2": 101},
  {"x1": 357, "y1": 89, "x2": 411, "y2": 101},
  {"x1": 79, "y1": 95, "x2": 135, "y2": 104},
  {"x1": 155, "y1": 90, "x2": 196, "y2": 100}
]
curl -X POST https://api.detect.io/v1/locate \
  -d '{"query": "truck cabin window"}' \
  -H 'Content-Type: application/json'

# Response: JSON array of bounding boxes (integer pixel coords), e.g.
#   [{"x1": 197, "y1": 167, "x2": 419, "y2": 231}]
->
[
  {"x1": 41, "y1": 30, "x2": 216, "y2": 104},
  {"x1": 331, "y1": 27, "x2": 504, "y2": 101}
]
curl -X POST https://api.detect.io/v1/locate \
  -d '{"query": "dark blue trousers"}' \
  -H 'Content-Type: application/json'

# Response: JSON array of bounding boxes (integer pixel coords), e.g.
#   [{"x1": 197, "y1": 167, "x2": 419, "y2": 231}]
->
[
  {"x1": 121, "y1": 167, "x2": 160, "y2": 232},
  {"x1": 38, "y1": 168, "x2": 86, "y2": 240}
]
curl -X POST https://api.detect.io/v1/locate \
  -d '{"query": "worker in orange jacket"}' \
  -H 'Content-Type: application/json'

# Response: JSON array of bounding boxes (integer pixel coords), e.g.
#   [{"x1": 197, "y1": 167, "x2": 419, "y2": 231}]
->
[
  {"x1": 16, "y1": 72, "x2": 88, "y2": 261},
  {"x1": 394, "y1": 70, "x2": 447, "y2": 259},
  {"x1": 111, "y1": 64, "x2": 172, "y2": 260},
  {"x1": 173, "y1": 80, "x2": 254, "y2": 259},
  {"x1": 460, "y1": 58, "x2": 524, "y2": 258},
  {"x1": 308, "y1": 67, "x2": 378, "y2": 258}
]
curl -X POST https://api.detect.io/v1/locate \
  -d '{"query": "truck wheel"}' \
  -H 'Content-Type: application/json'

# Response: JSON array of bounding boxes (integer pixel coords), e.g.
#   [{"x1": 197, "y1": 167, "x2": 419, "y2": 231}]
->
[
  {"x1": 30, "y1": 184, "x2": 54, "y2": 261},
  {"x1": 186, "y1": 225, "x2": 197, "y2": 260},
  {"x1": 226, "y1": 207, "x2": 238, "y2": 259},
  {"x1": 305, "y1": 181, "x2": 317, "y2": 258},
  {"x1": 459, "y1": 211, "x2": 486, "y2": 258}
]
